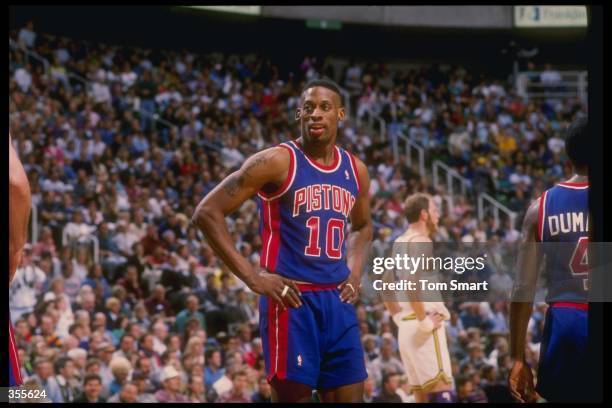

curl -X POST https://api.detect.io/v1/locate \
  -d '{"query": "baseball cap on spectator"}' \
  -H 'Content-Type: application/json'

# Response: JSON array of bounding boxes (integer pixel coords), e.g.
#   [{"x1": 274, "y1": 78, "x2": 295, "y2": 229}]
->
[{"x1": 160, "y1": 365, "x2": 180, "y2": 382}]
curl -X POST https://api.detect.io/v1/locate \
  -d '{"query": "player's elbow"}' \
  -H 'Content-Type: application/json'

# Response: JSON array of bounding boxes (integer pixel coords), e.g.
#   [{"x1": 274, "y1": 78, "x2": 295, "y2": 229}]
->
[
  {"x1": 191, "y1": 202, "x2": 219, "y2": 234},
  {"x1": 354, "y1": 219, "x2": 374, "y2": 241},
  {"x1": 10, "y1": 176, "x2": 31, "y2": 202}
]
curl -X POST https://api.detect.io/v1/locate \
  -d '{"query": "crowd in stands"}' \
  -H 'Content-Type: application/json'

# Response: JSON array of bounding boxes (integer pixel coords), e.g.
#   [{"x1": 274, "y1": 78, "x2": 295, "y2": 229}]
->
[{"x1": 9, "y1": 20, "x2": 583, "y2": 402}]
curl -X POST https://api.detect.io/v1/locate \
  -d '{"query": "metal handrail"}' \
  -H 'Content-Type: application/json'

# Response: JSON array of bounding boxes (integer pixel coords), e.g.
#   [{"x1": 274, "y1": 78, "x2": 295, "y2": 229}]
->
[
  {"x1": 30, "y1": 202, "x2": 38, "y2": 244},
  {"x1": 9, "y1": 38, "x2": 50, "y2": 74},
  {"x1": 478, "y1": 193, "x2": 517, "y2": 230},
  {"x1": 337, "y1": 85, "x2": 352, "y2": 121},
  {"x1": 396, "y1": 133, "x2": 425, "y2": 178},
  {"x1": 86, "y1": 235, "x2": 100, "y2": 264},
  {"x1": 9, "y1": 38, "x2": 221, "y2": 153},
  {"x1": 432, "y1": 160, "x2": 470, "y2": 197},
  {"x1": 356, "y1": 106, "x2": 386, "y2": 144}
]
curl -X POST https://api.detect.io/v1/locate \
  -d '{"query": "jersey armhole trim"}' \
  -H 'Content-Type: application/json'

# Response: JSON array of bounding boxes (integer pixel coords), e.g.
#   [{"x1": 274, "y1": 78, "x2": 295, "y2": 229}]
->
[
  {"x1": 537, "y1": 190, "x2": 548, "y2": 242},
  {"x1": 347, "y1": 151, "x2": 362, "y2": 194},
  {"x1": 257, "y1": 144, "x2": 296, "y2": 202}
]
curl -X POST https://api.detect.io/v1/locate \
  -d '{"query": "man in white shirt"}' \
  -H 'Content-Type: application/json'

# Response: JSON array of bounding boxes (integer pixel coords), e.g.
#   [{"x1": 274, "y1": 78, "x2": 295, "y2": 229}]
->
[
  {"x1": 62, "y1": 211, "x2": 96, "y2": 247},
  {"x1": 10, "y1": 245, "x2": 46, "y2": 322}
]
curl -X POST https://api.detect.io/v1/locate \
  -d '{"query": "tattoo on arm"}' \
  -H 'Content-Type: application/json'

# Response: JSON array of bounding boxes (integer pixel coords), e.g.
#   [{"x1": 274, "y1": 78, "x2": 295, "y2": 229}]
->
[
  {"x1": 222, "y1": 174, "x2": 246, "y2": 197},
  {"x1": 242, "y1": 155, "x2": 268, "y2": 178},
  {"x1": 221, "y1": 153, "x2": 270, "y2": 197}
]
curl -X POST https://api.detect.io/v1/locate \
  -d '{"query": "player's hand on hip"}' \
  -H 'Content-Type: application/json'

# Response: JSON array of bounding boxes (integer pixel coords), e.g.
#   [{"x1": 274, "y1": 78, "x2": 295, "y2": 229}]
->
[
  {"x1": 251, "y1": 271, "x2": 302, "y2": 309},
  {"x1": 417, "y1": 313, "x2": 444, "y2": 333},
  {"x1": 429, "y1": 313, "x2": 445, "y2": 329},
  {"x1": 338, "y1": 274, "x2": 360, "y2": 304},
  {"x1": 508, "y1": 360, "x2": 538, "y2": 403}
]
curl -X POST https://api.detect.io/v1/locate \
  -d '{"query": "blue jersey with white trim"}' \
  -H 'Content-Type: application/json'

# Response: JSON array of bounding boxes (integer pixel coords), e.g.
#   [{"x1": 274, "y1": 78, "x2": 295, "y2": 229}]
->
[
  {"x1": 538, "y1": 181, "x2": 589, "y2": 302},
  {"x1": 257, "y1": 140, "x2": 361, "y2": 284}
]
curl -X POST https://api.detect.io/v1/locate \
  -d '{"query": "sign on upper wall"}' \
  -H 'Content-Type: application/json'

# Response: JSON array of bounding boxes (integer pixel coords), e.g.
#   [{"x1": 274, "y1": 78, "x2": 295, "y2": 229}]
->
[
  {"x1": 514, "y1": 6, "x2": 587, "y2": 27},
  {"x1": 185, "y1": 6, "x2": 261, "y2": 16}
]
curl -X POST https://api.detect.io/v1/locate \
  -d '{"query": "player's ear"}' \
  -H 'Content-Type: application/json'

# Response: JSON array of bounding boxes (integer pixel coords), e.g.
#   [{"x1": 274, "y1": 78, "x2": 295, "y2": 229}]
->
[
  {"x1": 295, "y1": 108, "x2": 301, "y2": 122},
  {"x1": 337, "y1": 106, "x2": 346, "y2": 122},
  {"x1": 420, "y1": 208, "x2": 428, "y2": 222}
]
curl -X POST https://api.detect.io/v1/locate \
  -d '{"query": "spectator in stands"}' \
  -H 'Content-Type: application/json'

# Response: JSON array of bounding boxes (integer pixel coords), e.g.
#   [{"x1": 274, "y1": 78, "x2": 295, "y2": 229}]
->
[
  {"x1": 154, "y1": 365, "x2": 188, "y2": 403},
  {"x1": 108, "y1": 382, "x2": 139, "y2": 403},
  {"x1": 251, "y1": 374, "x2": 272, "y2": 403},
  {"x1": 368, "y1": 340, "x2": 404, "y2": 388},
  {"x1": 174, "y1": 294, "x2": 206, "y2": 334},
  {"x1": 108, "y1": 356, "x2": 132, "y2": 396},
  {"x1": 217, "y1": 369, "x2": 251, "y2": 403},
  {"x1": 456, "y1": 374, "x2": 488, "y2": 403},
  {"x1": 372, "y1": 371, "x2": 402, "y2": 403},
  {"x1": 205, "y1": 348, "x2": 225, "y2": 390},
  {"x1": 73, "y1": 373, "x2": 106, "y2": 403}
]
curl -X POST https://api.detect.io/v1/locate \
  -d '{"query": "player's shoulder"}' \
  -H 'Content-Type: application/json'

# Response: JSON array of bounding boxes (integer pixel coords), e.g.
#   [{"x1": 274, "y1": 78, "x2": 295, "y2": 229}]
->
[
  {"x1": 248, "y1": 144, "x2": 292, "y2": 168},
  {"x1": 394, "y1": 229, "x2": 431, "y2": 244}
]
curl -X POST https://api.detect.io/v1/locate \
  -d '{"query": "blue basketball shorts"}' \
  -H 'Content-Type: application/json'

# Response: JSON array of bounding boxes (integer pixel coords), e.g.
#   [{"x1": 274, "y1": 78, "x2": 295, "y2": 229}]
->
[{"x1": 259, "y1": 283, "x2": 367, "y2": 390}]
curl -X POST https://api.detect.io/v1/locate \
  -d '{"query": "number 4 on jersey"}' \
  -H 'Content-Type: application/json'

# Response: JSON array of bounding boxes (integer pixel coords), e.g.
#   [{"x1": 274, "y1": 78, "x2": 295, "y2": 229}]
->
[{"x1": 569, "y1": 236, "x2": 588, "y2": 290}]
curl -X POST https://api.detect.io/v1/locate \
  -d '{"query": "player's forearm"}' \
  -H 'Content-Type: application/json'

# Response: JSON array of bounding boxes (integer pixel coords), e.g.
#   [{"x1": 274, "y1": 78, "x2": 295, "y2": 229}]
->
[
  {"x1": 191, "y1": 205, "x2": 258, "y2": 288},
  {"x1": 346, "y1": 221, "x2": 373, "y2": 278},
  {"x1": 409, "y1": 301, "x2": 427, "y2": 321},
  {"x1": 384, "y1": 301, "x2": 401, "y2": 316},
  {"x1": 509, "y1": 301, "x2": 533, "y2": 361}
]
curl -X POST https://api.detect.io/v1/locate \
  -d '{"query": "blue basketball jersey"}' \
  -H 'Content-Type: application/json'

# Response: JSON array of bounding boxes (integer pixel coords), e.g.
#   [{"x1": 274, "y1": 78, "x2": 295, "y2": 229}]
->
[
  {"x1": 257, "y1": 140, "x2": 361, "y2": 284},
  {"x1": 538, "y1": 181, "x2": 589, "y2": 302}
]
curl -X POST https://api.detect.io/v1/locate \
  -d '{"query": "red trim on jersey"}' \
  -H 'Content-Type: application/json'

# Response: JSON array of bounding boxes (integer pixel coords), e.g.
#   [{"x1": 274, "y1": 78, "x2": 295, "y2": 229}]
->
[
  {"x1": 268, "y1": 201, "x2": 281, "y2": 272},
  {"x1": 550, "y1": 302, "x2": 588, "y2": 311},
  {"x1": 557, "y1": 181, "x2": 589, "y2": 190},
  {"x1": 266, "y1": 299, "x2": 277, "y2": 382},
  {"x1": 261, "y1": 201, "x2": 271, "y2": 268},
  {"x1": 297, "y1": 282, "x2": 340, "y2": 292},
  {"x1": 9, "y1": 321, "x2": 23, "y2": 386},
  {"x1": 558, "y1": 182, "x2": 589, "y2": 187},
  {"x1": 261, "y1": 200, "x2": 282, "y2": 272},
  {"x1": 293, "y1": 141, "x2": 340, "y2": 171},
  {"x1": 276, "y1": 307, "x2": 289, "y2": 379},
  {"x1": 347, "y1": 151, "x2": 361, "y2": 194},
  {"x1": 537, "y1": 190, "x2": 548, "y2": 242},
  {"x1": 258, "y1": 144, "x2": 296, "y2": 200}
]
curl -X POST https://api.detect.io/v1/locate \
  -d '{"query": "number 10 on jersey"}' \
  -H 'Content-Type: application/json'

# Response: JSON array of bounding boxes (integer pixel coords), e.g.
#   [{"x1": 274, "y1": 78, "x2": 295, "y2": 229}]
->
[{"x1": 305, "y1": 216, "x2": 345, "y2": 259}]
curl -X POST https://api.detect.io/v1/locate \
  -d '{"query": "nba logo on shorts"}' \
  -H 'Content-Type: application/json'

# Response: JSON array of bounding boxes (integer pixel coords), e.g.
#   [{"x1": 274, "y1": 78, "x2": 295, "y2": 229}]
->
[{"x1": 297, "y1": 354, "x2": 303, "y2": 367}]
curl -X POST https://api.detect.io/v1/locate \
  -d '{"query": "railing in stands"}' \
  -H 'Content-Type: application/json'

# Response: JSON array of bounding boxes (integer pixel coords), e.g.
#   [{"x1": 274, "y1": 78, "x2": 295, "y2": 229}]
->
[
  {"x1": 30, "y1": 202, "x2": 38, "y2": 244},
  {"x1": 432, "y1": 160, "x2": 470, "y2": 198},
  {"x1": 9, "y1": 38, "x2": 222, "y2": 153},
  {"x1": 61, "y1": 230, "x2": 100, "y2": 263},
  {"x1": 9, "y1": 38, "x2": 49, "y2": 73},
  {"x1": 393, "y1": 132, "x2": 426, "y2": 178},
  {"x1": 478, "y1": 193, "x2": 517, "y2": 230},
  {"x1": 515, "y1": 70, "x2": 588, "y2": 105},
  {"x1": 355, "y1": 107, "x2": 386, "y2": 143}
]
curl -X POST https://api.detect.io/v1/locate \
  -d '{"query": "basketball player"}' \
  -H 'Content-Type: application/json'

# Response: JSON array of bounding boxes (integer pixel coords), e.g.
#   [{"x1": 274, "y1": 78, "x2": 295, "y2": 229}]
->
[
  {"x1": 383, "y1": 193, "x2": 456, "y2": 402},
  {"x1": 9, "y1": 133, "x2": 32, "y2": 387},
  {"x1": 508, "y1": 116, "x2": 591, "y2": 402},
  {"x1": 192, "y1": 78, "x2": 372, "y2": 402}
]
